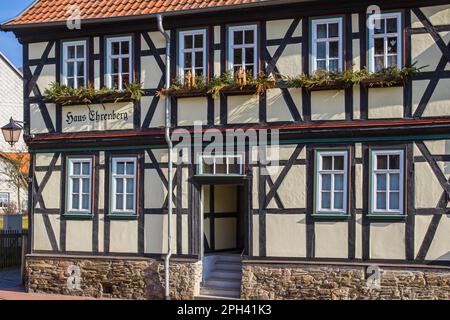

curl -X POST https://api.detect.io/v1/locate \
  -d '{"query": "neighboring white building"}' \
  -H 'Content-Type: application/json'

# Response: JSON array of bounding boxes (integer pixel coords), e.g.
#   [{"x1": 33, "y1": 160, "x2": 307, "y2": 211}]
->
[{"x1": 0, "y1": 51, "x2": 27, "y2": 213}]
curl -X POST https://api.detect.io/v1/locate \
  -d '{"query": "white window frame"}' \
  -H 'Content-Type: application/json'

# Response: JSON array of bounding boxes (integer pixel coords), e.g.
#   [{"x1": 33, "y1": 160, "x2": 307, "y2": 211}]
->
[
  {"x1": 62, "y1": 40, "x2": 87, "y2": 88},
  {"x1": 368, "y1": 12, "x2": 403, "y2": 73},
  {"x1": 67, "y1": 157, "x2": 92, "y2": 214},
  {"x1": 371, "y1": 149, "x2": 404, "y2": 215},
  {"x1": 311, "y1": 17, "x2": 344, "y2": 73},
  {"x1": 198, "y1": 154, "x2": 244, "y2": 175},
  {"x1": 106, "y1": 36, "x2": 133, "y2": 90},
  {"x1": 316, "y1": 151, "x2": 348, "y2": 214},
  {"x1": 0, "y1": 192, "x2": 10, "y2": 208},
  {"x1": 111, "y1": 157, "x2": 137, "y2": 215},
  {"x1": 179, "y1": 29, "x2": 207, "y2": 83},
  {"x1": 228, "y1": 24, "x2": 258, "y2": 78}
]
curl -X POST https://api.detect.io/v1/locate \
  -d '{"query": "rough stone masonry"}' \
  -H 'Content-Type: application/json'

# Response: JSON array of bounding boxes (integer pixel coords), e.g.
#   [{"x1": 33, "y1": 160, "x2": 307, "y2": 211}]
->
[
  {"x1": 241, "y1": 262, "x2": 450, "y2": 300},
  {"x1": 26, "y1": 255, "x2": 202, "y2": 300}
]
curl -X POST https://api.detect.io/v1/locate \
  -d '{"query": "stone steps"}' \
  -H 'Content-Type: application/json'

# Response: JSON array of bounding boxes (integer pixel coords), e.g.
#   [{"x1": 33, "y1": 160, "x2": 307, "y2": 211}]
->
[{"x1": 200, "y1": 254, "x2": 243, "y2": 299}]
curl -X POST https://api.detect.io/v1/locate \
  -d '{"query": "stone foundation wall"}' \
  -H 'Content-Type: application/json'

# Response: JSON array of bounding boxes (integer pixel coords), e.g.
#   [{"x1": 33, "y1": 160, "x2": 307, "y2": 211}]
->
[
  {"x1": 241, "y1": 263, "x2": 450, "y2": 300},
  {"x1": 26, "y1": 255, "x2": 202, "y2": 300}
]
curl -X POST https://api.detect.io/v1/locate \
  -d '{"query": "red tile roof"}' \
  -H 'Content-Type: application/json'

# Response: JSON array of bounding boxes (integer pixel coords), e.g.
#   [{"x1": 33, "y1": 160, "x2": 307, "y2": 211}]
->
[{"x1": 5, "y1": 0, "x2": 271, "y2": 26}]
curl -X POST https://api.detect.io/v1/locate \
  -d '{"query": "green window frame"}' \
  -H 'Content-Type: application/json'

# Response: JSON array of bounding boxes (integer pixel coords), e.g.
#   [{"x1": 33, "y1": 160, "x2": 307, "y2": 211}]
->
[
  {"x1": 65, "y1": 156, "x2": 93, "y2": 215},
  {"x1": 314, "y1": 150, "x2": 349, "y2": 215},
  {"x1": 109, "y1": 156, "x2": 138, "y2": 215},
  {"x1": 369, "y1": 149, "x2": 405, "y2": 216}
]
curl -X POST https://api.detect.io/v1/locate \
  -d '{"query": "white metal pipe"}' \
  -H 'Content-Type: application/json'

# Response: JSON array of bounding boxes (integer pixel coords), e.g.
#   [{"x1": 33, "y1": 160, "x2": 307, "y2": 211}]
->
[{"x1": 157, "y1": 14, "x2": 173, "y2": 301}]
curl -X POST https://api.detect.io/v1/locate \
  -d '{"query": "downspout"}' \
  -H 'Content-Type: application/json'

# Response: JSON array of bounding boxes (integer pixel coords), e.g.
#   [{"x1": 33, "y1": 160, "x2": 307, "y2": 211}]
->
[{"x1": 157, "y1": 14, "x2": 173, "y2": 301}]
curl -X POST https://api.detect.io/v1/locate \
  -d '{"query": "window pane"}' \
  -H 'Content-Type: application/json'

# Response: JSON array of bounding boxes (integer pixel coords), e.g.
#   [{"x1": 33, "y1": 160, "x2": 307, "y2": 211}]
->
[
  {"x1": 317, "y1": 24, "x2": 327, "y2": 38},
  {"x1": 112, "y1": 58, "x2": 119, "y2": 73},
  {"x1": 374, "y1": 18, "x2": 385, "y2": 34},
  {"x1": 126, "y1": 162, "x2": 134, "y2": 175},
  {"x1": 329, "y1": 59, "x2": 339, "y2": 72},
  {"x1": 67, "y1": 46, "x2": 75, "y2": 59},
  {"x1": 184, "y1": 52, "x2": 192, "y2": 69},
  {"x1": 112, "y1": 42, "x2": 120, "y2": 55},
  {"x1": 233, "y1": 49, "x2": 242, "y2": 65},
  {"x1": 121, "y1": 41, "x2": 129, "y2": 55},
  {"x1": 389, "y1": 155, "x2": 400, "y2": 169},
  {"x1": 116, "y1": 179, "x2": 123, "y2": 194},
  {"x1": 377, "y1": 192, "x2": 386, "y2": 209},
  {"x1": 375, "y1": 38, "x2": 384, "y2": 55},
  {"x1": 245, "y1": 30, "x2": 254, "y2": 44},
  {"x1": 68, "y1": 78, "x2": 75, "y2": 88},
  {"x1": 82, "y1": 162, "x2": 90, "y2": 175},
  {"x1": 335, "y1": 174, "x2": 344, "y2": 191},
  {"x1": 185, "y1": 35, "x2": 193, "y2": 49},
  {"x1": 322, "y1": 174, "x2": 331, "y2": 191},
  {"x1": 195, "y1": 52, "x2": 203, "y2": 69},
  {"x1": 117, "y1": 162, "x2": 125, "y2": 174},
  {"x1": 245, "y1": 48, "x2": 254, "y2": 65},
  {"x1": 73, "y1": 162, "x2": 81, "y2": 175},
  {"x1": 334, "y1": 192, "x2": 344, "y2": 209},
  {"x1": 77, "y1": 61, "x2": 84, "y2": 77},
  {"x1": 387, "y1": 37, "x2": 398, "y2": 54},
  {"x1": 116, "y1": 195, "x2": 123, "y2": 210},
  {"x1": 126, "y1": 178, "x2": 134, "y2": 194},
  {"x1": 389, "y1": 192, "x2": 400, "y2": 210},
  {"x1": 322, "y1": 156, "x2": 333, "y2": 170},
  {"x1": 122, "y1": 73, "x2": 130, "y2": 86},
  {"x1": 334, "y1": 156, "x2": 344, "y2": 170},
  {"x1": 112, "y1": 75, "x2": 120, "y2": 89},
  {"x1": 317, "y1": 42, "x2": 326, "y2": 59},
  {"x1": 68, "y1": 62, "x2": 74, "y2": 77},
  {"x1": 246, "y1": 65, "x2": 254, "y2": 76},
  {"x1": 329, "y1": 23, "x2": 339, "y2": 38},
  {"x1": 202, "y1": 163, "x2": 213, "y2": 174},
  {"x1": 82, "y1": 178, "x2": 89, "y2": 193},
  {"x1": 390, "y1": 174, "x2": 399, "y2": 191},
  {"x1": 216, "y1": 163, "x2": 226, "y2": 174},
  {"x1": 68, "y1": 46, "x2": 75, "y2": 59},
  {"x1": 386, "y1": 18, "x2": 398, "y2": 33},
  {"x1": 72, "y1": 178, "x2": 79, "y2": 193},
  {"x1": 375, "y1": 56, "x2": 384, "y2": 72},
  {"x1": 377, "y1": 174, "x2": 387, "y2": 191},
  {"x1": 76, "y1": 45, "x2": 84, "y2": 58},
  {"x1": 377, "y1": 155, "x2": 388, "y2": 169},
  {"x1": 387, "y1": 55, "x2": 398, "y2": 68},
  {"x1": 194, "y1": 34, "x2": 203, "y2": 48},
  {"x1": 317, "y1": 60, "x2": 326, "y2": 70},
  {"x1": 82, "y1": 194, "x2": 89, "y2": 210},
  {"x1": 123, "y1": 58, "x2": 130, "y2": 74},
  {"x1": 126, "y1": 195, "x2": 133, "y2": 210},
  {"x1": 72, "y1": 195, "x2": 79, "y2": 209},
  {"x1": 321, "y1": 191, "x2": 331, "y2": 209},
  {"x1": 234, "y1": 31, "x2": 243, "y2": 45},
  {"x1": 329, "y1": 41, "x2": 339, "y2": 58},
  {"x1": 229, "y1": 163, "x2": 240, "y2": 175}
]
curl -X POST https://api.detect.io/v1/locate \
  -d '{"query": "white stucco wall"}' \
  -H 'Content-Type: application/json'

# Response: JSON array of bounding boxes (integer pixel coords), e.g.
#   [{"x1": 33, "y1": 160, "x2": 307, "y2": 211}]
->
[{"x1": 0, "y1": 52, "x2": 27, "y2": 213}]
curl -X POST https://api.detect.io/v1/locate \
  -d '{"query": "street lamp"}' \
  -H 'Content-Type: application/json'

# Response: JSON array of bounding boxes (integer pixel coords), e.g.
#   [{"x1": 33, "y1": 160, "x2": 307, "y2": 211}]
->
[{"x1": 1, "y1": 118, "x2": 23, "y2": 147}]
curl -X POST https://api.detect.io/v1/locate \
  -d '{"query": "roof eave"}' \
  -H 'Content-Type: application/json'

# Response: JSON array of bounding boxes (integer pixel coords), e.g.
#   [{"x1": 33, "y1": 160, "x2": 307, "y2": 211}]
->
[{"x1": 1, "y1": 0, "x2": 315, "y2": 31}]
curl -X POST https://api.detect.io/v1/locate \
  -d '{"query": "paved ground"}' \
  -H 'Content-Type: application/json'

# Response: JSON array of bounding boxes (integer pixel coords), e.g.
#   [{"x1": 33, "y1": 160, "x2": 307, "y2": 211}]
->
[{"x1": 0, "y1": 268, "x2": 91, "y2": 300}]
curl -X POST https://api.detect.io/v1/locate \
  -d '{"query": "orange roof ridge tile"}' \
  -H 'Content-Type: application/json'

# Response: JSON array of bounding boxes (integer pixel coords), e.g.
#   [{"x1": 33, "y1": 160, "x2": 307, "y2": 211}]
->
[{"x1": 3, "y1": 0, "x2": 275, "y2": 27}]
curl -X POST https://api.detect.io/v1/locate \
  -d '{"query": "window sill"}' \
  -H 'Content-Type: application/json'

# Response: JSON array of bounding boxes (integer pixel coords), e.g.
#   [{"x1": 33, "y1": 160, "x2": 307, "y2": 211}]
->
[
  {"x1": 107, "y1": 214, "x2": 138, "y2": 220},
  {"x1": 312, "y1": 214, "x2": 350, "y2": 221},
  {"x1": 366, "y1": 214, "x2": 407, "y2": 221},
  {"x1": 63, "y1": 213, "x2": 94, "y2": 220}
]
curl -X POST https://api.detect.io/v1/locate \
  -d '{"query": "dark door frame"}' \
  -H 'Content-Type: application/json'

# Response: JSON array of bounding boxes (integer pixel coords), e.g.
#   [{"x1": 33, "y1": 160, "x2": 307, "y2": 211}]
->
[{"x1": 192, "y1": 176, "x2": 251, "y2": 259}]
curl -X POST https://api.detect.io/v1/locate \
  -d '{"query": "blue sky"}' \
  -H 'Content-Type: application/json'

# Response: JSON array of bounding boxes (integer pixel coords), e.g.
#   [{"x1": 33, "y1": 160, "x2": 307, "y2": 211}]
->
[{"x1": 0, "y1": 0, "x2": 35, "y2": 68}]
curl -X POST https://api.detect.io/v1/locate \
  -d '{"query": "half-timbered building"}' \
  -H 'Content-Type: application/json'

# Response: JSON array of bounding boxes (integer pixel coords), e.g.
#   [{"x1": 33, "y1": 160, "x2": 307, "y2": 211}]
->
[{"x1": 1, "y1": 0, "x2": 449, "y2": 299}]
